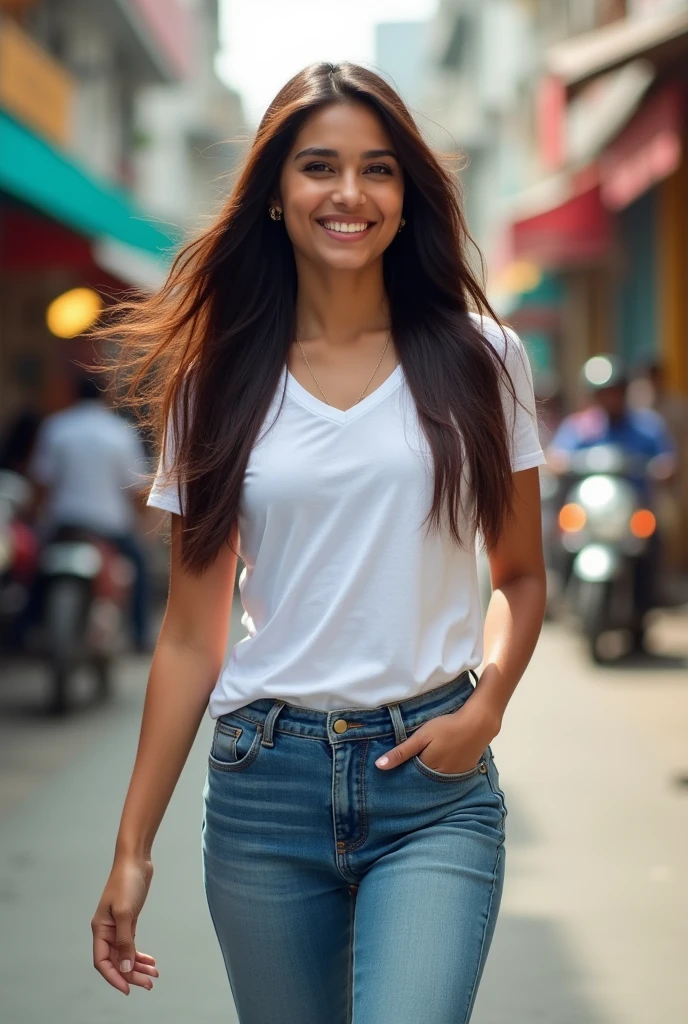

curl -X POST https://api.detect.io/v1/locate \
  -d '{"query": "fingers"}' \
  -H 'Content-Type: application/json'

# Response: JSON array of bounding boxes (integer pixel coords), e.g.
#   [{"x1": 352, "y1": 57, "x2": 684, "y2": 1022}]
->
[
  {"x1": 132, "y1": 955, "x2": 159, "y2": 979},
  {"x1": 135, "y1": 952, "x2": 157, "y2": 967},
  {"x1": 92, "y1": 916, "x2": 158, "y2": 995},
  {"x1": 127, "y1": 963, "x2": 157, "y2": 991},
  {"x1": 375, "y1": 729, "x2": 425, "y2": 770},
  {"x1": 93, "y1": 931, "x2": 130, "y2": 995},
  {"x1": 93, "y1": 942, "x2": 158, "y2": 994}
]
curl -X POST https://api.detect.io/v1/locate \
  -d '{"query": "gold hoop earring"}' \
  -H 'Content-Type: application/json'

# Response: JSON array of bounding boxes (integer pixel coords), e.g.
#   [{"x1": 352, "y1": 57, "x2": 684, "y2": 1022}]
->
[
  {"x1": 269, "y1": 206, "x2": 283, "y2": 221},
  {"x1": 397, "y1": 217, "x2": 406, "y2": 234}
]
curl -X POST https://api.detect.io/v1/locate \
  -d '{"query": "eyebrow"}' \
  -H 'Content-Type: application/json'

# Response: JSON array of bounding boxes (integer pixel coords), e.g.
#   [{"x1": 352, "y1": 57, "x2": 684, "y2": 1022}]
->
[{"x1": 293, "y1": 147, "x2": 399, "y2": 161}]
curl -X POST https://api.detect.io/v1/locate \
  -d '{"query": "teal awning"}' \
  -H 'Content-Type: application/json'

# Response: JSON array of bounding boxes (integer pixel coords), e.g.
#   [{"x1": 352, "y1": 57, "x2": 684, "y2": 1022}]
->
[{"x1": 0, "y1": 110, "x2": 181, "y2": 261}]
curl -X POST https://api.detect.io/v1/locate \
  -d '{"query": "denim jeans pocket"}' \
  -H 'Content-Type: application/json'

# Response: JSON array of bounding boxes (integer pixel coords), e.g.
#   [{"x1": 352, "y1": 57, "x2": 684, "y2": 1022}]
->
[
  {"x1": 209, "y1": 715, "x2": 263, "y2": 773},
  {"x1": 405, "y1": 705, "x2": 490, "y2": 783},
  {"x1": 411, "y1": 751, "x2": 489, "y2": 784}
]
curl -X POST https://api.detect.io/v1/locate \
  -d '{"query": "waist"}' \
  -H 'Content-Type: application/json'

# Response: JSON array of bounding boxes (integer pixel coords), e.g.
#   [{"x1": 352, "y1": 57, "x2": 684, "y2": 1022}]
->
[{"x1": 219, "y1": 671, "x2": 476, "y2": 742}]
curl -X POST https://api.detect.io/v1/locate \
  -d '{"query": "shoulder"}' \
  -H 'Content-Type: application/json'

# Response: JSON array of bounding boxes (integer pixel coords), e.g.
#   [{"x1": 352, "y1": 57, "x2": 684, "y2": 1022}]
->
[
  {"x1": 468, "y1": 312, "x2": 529, "y2": 375},
  {"x1": 468, "y1": 312, "x2": 534, "y2": 401},
  {"x1": 468, "y1": 312, "x2": 522, "y2": 356},
  {"x1": 37, "y1": 408, "x2": 72, "y2": 439}
]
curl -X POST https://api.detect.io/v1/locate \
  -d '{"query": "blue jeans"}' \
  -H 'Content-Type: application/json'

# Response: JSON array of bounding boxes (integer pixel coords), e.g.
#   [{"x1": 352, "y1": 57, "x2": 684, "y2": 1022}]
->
[{"x1": 202, "y1": 673, "x2": 507, "y2": 1024}]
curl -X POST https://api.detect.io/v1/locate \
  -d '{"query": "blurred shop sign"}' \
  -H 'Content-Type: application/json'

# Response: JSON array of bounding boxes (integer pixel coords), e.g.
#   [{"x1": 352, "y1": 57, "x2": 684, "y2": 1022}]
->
[
  {"x1": 600, "y1": 84, "x2": 682, "y2": 209},
  {"x1": 0, "y1": 17, "x2": 74, "y2": 146}
]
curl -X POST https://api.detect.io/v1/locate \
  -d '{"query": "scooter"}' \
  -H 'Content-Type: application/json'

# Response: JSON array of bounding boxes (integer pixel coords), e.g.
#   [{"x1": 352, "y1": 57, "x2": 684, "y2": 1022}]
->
[
  {"x1": 35, "y1": 527, "x2": 135, "y2": 713},
  {"x1": 553, "y1": 445, "x2": 660, "y2": 662},
  {"x1": 0, "y1": 471, "x2": 37, "y2": 649}
]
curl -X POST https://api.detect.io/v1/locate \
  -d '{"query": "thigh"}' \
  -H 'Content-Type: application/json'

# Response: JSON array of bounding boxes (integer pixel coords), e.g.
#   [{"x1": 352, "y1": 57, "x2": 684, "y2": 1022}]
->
[
  {"x1": 352, "y1": 763, "x2": 506, "y2": 1024},
  {"x1": 202, "y1": 718, "x2": 353, "y2": 1024},
  {"x1": 204, "y1": 855, "x2": 353, "y2": 1024}
]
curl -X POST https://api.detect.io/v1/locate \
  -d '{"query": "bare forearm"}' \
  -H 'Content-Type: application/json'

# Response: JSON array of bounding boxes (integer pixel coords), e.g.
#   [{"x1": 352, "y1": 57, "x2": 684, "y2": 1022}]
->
[
  {"x1": 114, "y1": 641, "x2": 221, "y2": 860},
  {"x1": 472, "y1": 573, "x2": 546, "y2": 730}
]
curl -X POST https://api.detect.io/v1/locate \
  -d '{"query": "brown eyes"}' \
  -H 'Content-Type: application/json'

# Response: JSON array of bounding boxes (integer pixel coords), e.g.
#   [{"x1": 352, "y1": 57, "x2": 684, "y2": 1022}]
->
[{"x1": 302, "y1": 162, "x2": 394, "y2": 176}]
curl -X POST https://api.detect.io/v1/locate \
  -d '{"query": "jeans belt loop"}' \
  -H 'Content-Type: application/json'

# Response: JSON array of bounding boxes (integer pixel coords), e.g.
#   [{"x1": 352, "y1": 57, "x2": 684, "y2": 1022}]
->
[
  {"x1": 261, "y1": 701, "x2": 285, "y2": 747},
  {"x1": 387, "y1": 703, "x2": 408, "y2": 746}
]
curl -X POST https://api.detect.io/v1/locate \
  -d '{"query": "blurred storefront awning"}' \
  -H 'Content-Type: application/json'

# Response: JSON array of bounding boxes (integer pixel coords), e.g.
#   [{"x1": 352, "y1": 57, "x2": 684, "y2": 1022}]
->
[
  {"x1": 0, "y1": 110, "x2": 180, "y2": 268},
  {"x1": 546, "y1": 9, "x2": 688, "y2": 94},
  {"x1": 599, "y1": 83, "x2": 683, "y2": 211},
  {"x1": 511, "y1": 180, "x2": 613, "y2": 269}
]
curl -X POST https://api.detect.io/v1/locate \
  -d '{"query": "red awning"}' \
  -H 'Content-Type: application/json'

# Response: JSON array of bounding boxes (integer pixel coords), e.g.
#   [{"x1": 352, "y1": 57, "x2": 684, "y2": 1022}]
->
[
  {"x1": 511, "y1": 184, "x2": 613, "y2": 268},
  {"x1": 599, "y1": 84, "x2": 683, "y2": 211}
]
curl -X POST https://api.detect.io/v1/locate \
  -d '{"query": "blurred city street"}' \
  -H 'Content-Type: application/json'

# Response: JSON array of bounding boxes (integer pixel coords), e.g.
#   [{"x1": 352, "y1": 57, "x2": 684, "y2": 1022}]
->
[
  {"x1": 1, "y1": 604, "x2": 687, "y2": 1024},
  {"x1": 2, "y1": 1, "x2": 688, "y2": 1022}
]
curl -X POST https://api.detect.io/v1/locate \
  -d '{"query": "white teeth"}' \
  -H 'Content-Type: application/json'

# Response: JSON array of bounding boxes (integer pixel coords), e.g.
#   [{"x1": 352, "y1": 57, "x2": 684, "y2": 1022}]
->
[{"x1": 321, "y1": 221, "x2": 370, "y2": 233}]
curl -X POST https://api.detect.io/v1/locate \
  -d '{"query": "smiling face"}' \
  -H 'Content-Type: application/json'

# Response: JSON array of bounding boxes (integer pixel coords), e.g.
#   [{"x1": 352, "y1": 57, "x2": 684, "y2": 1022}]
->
[{"x1": 275, "y1": 101, "x2": 405, "y2": 271}]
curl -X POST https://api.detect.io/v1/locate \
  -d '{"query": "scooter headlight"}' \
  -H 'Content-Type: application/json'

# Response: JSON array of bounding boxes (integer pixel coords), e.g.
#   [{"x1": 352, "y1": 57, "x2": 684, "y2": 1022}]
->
[{"x1": 571, "y1": 475, "x2": 636, "y2": 542}]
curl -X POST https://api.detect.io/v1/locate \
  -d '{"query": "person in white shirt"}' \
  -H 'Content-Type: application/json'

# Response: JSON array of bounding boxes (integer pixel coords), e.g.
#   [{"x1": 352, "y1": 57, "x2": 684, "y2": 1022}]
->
[
  {"x1": 29, "y1": 375, "x2": 150, "y2": 650},
  {"x1": 91, "y1": 63, "x2": 546, "y2": 1022}
]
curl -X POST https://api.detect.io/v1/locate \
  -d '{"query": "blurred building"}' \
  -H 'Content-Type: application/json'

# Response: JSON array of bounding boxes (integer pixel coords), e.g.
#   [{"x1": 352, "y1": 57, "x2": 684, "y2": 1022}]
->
[
  {"x1": 134, "y1": 0, "x2": 245, "y2": 228},
  {"x1": 0, "y1": 0, "x2": 243, "y2": 434},
  {"x1": 374, "y1": 20, "x2": 433, "y2": 115},
  {"x1": 423, "y1": 0, "x2": 688, "y2": 412}
]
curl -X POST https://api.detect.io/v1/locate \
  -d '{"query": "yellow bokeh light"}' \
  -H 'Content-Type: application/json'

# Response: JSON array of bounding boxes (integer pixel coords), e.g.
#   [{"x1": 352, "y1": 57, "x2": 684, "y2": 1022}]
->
[
  {"x1": 46, "y1": 288, "x2": 103, "y2": 339},
  {"x1": 496, "y1": 260, "x2": 542, "y2": 295}
]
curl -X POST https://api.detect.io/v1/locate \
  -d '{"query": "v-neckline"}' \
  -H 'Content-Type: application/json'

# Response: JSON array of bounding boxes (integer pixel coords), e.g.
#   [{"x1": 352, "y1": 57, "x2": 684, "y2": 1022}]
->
[{"x1": 285, "y1": 363, "x2": 404, "y2": 425}]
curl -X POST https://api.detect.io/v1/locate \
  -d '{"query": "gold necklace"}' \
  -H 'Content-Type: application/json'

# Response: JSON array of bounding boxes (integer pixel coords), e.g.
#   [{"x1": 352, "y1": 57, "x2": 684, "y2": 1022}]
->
[{"x1": 296, "y1": 334, "x2": 391, "y2": 407}]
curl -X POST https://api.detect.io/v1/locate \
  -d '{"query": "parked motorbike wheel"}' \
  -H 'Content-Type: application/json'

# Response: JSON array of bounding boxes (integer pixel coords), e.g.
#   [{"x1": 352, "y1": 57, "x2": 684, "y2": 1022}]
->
[
  {"x1": 577, "y1": 579, "x2": 610, "y2": 665},
  {"x1": 44, "y1": 577, "x2": 88, "y2": 714}
]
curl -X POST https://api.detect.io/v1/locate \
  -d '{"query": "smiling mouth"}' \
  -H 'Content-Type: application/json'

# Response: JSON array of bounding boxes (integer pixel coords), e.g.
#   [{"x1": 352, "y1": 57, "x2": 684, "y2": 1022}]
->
[{"x1": 317, "y1": 219, "x2": 375, "y2": 238}]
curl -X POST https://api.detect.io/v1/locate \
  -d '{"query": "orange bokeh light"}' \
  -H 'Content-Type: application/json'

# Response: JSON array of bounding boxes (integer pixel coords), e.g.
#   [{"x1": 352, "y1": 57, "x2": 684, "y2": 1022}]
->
[
  {"x1": 558, "y1": 503, "x2": 587, "y2": 533},
  {"x1": 629, "y1": 509, "x2": 656, "y2": 539}
]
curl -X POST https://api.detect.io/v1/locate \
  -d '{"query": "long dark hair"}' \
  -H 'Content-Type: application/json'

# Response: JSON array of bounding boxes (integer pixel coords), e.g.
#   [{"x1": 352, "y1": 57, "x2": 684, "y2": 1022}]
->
[{"x1": 100, "y1": 62, "x2": 517, "y2": 574}]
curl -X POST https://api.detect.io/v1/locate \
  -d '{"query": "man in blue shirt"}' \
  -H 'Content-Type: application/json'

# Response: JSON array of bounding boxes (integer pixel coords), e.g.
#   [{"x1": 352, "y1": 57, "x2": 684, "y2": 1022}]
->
[
  {"x1": 548, "y1": 355, "x2": 676, "y2": 496},
  {"x1": 547, "y1": 355, "x2": 675, "y2": 645}
]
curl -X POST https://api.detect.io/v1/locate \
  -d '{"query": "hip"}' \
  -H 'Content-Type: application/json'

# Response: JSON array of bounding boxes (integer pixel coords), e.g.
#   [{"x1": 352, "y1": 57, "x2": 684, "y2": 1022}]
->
[{"x1": 203, "y1": 672, "x2": 507, "y2": 874}]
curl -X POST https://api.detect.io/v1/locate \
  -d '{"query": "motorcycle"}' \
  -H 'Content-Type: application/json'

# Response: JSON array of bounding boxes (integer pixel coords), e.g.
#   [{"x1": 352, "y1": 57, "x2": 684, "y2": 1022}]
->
[
  {"x1": 35, "y1": 527, "x2": 135, "y2": 713},
  {"x1": 552, "y1": 445, "x2": 661, "y2": 662},
  {"x1": 0, "y1": 471, "x2": 37, "y2": 649}
]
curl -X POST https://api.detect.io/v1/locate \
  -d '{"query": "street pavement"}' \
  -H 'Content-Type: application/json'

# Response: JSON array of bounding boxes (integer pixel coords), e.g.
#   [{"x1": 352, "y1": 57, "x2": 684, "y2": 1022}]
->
[{"x1": 0, "y1": 607, "x2": 687, "y2": 1023}]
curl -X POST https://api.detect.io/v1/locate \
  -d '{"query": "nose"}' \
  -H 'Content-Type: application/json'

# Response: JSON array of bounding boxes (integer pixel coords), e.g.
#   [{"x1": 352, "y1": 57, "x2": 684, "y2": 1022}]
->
[{"x1": 331, "y1": 169, "x2": 365, "y2": 208}]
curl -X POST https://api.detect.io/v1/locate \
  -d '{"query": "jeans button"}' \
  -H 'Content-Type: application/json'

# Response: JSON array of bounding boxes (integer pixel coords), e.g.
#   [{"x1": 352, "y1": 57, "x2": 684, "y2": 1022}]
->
[
  {"x1": 479, "y1": 761, "x2": 488, "y2": 773},
  {"x1": 333, "y1": 719, "x2": 348, "y2": 734}
]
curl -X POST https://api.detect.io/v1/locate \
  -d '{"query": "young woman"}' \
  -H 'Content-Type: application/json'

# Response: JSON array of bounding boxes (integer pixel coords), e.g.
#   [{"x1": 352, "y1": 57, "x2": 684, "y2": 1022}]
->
[{"x1": 91, "y1": 62, "x2": 546, "y2": 1023}]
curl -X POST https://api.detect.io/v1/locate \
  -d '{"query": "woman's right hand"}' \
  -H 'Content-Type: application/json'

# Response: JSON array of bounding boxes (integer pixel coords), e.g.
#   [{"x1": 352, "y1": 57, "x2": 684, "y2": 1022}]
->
[{"x1": 91, "y1": 855, "x2": 158, "y2": 995}]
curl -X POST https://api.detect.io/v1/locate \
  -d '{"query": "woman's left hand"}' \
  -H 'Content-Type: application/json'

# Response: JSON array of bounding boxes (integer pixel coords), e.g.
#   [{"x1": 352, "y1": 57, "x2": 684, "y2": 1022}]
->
[{"x1": 375, "y1": 696, "x2": 500, "y2": 774}]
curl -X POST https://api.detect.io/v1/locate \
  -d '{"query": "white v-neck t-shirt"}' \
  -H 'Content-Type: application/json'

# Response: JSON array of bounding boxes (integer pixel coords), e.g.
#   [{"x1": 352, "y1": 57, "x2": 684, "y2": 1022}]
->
[{"x1": 148, "y1": 315, "x2": 545, "y2": 717}]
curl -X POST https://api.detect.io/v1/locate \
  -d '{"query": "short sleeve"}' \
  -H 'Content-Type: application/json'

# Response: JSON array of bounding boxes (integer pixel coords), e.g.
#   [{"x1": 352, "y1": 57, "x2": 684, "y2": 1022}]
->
[
  {"x1": 470, "y1": 314, "x2": 546, "y2": 472},
  {"x1": 147, "y1": 408, "x2": 186, "y2": 515}
]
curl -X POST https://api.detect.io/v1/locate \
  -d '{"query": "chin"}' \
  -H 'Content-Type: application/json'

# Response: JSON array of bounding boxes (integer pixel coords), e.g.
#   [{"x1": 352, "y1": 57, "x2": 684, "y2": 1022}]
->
[{"x1": 321, "y1": 243, "x2": 382, "y2": 266}]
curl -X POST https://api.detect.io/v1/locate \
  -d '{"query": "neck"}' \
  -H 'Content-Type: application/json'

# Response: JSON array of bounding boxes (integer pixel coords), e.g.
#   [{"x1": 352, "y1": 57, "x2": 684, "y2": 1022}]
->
[{"x1": 294, "y1": 258, "x2": 389, "y2": 345}]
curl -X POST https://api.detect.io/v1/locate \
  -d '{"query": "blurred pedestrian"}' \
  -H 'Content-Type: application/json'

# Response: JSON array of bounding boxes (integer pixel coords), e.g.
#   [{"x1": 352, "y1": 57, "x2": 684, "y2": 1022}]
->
[
  {"x1": 28, "y1": 374, "x2": 151, "y2": 651},
  {"x1": 91, "y1": 63, "x2": 547, "y2": 1022}
]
